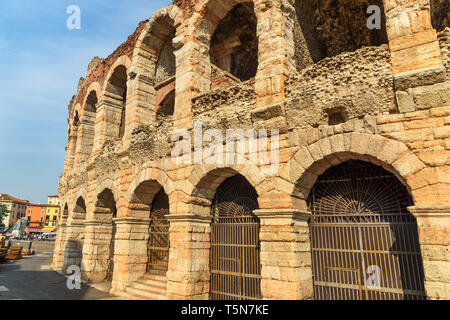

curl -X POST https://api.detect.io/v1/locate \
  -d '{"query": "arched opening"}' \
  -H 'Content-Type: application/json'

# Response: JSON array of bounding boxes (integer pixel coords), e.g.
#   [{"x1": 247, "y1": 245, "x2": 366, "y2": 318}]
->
[
  {"x1": 430, "y1": 0, "x2": 449, "y2": 32},
  {"x1": 209, "y1": 174, "x2": 261, "y2": 300},
  {"x1": 106, "y1": 65, "x2": 128, "y2": 139},
  {"x1": 130, "y1": 180, "x2": 170, "y2": 277},
  {"x1": 73, "y1": 197, "x2": 87, "y2": 220},
  {"x1": 85, "y1": 91, "x2": 98, "y2": 113},
  {"x1": 210, "y1": 2, "x2": 258, "y2": 81},
  {"x1": 80, "y1": 91, "x2": 97, "y2": 158},
  {"x1": 74, "y1": 112, "x2": 80, "y2": 126},
  {"x1": 156, "y1": 89, "x2": 175, "y2": 121},
  {"x1": 307, "y1": 160, "x2": 426, "y2": 300},
  {"x1": 61, "y1": 203, "x2": 69, "y2": 222},
  {"x1": 293, "y1": 0, "x2": 388, "y2": 70},
  {"x1": 155, "y1": 31, "x2": 176, "y2": 85},
  {"x1": 96, "y1": 189, "x2": 117, "y2": 282},
  {"x1": 147, "y1": 188, "x2": 170, "y2": 275}
]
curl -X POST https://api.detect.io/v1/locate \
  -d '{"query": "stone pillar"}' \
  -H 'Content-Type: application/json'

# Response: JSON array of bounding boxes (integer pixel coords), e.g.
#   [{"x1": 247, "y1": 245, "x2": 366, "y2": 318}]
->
[
  {"x1": 384, "y1": 0, "x2": 443, "y2": 75},
  {"x1": 254, "y1": 209, "x2": 313, "y2": 300},
  {"x1": 52, "y1": 222, "x2": 67, "y2": 272},
  {"x1": 65, "y1": 128, "x2": 78, "y2": 171},
  {"x1": 110, "y1": 217, "x2": 151, "y2": 296},
  {"x1": 81, "y1": 220, "x2": 114, "y2": 282},
  {"x1": 408, "y1": 205, "x2": 450, "y2": 300},
  {"x1": 61, "y1": 219, "x2": 85, "y2": 270},
  {"x1": 173, "y1": 40, "x2": 210, "y2": 129},
  {"x1": 74, "y1": 111, "x2": 96, "y2": 164},
  {"x1": 93, "y1": 96, "x2": 123, "y2": 154},
  {"x1": 125, "y1": 74, "x2": 156, "y2": 135},
  {"x1": 254, "y1": 0, "x2": 296, "y2": 107},
  {"x1": 166, "y1": 214, "x2": 212, "y2": 300}
]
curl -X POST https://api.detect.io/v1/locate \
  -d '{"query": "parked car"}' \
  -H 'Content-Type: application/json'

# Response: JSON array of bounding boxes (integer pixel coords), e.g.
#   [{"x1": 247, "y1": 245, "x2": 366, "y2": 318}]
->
[{"x1": 39, "y1": 233, "x2": 56, "y2": 241}]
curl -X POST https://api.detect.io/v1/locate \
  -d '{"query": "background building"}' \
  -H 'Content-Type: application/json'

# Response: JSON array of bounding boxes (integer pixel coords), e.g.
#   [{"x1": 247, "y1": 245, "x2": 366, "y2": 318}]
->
[
  {"x1": 47, "y1": 195, "x2": 60, "y2": 206},
  {"x1": 26, "y1": 204, "x2": 60, "y2": 233},
  {"x1": 0, "y1": 193, "x2": 29, "y2": 228}
]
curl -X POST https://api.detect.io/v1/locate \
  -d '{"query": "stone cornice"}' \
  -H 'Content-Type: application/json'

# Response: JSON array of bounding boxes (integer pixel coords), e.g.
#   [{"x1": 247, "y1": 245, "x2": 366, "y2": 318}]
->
[
  {"x1": 165, "y1": 214, "x2": 212, "y2": 224},
  {"x1": 83, "y1": 219, "x2": 113, "y2": 226},
  {"x1": 112, "y1": 217, "x2": 151, "y2": 225},
  {"x1": 253, "y1": 209, "x2": 311, "y2": 222},
  {"x1": 408, "y1": 205, "x2": 450, "y2": 218},
  {"x1": 66, "y1": 220, "x2": 86, "y2": 227}
]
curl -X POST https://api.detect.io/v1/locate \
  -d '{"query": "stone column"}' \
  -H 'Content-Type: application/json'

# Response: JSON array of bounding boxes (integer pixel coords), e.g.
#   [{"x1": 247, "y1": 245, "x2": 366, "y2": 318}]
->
[
  {"x1": 74, "y1": 111, "x2": 96, "y2": 164},
  {"x1": 166, "y1": 214, "x2": 212, "y2": 300},
  {"x1": 110, "y1": 217, "x2": 151, "y2": 296},
  {"x1": 384, "y1": 0, "x2": 443, "y2": 75},
  {"x1": 65, "y1": 128, "x2": 78, "y2": 171},
  {"x1": 173, "y1": 40, "x2": 210, "y2": 129},
  {"x1": 93, "y1": 96, "x2": 123, "y2": 154},
  {"x1": 254, "y1": 0, "x2": 296, "y2": 107},
  {"x1": 124, "y1": 74, "x2": 156, "y2": 135},
  {"x1": 61, "y1": 219, "x2": 85, "y2": 270},
  {"x1": 52, "y1": 222, "x2": 67, "y2": 272},
  {"x1": 408, "y1": 205, "x2": 450, "y2": 300},
  {"x1": 254, "y1": 209, "x2": 313, "y2": 300},
  {"x1": 81, "y1": 220, "x2": 114, "y2": 282}
]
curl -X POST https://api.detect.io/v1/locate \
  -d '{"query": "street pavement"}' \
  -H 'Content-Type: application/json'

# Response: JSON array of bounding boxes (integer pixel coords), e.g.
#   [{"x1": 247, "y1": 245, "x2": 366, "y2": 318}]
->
[{"x1": 0, "y1": 243, "x2": 120, "y2": 300}]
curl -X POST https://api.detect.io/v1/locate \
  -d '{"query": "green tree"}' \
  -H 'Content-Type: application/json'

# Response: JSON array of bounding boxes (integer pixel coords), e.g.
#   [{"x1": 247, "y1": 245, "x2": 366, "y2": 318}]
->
[{"x1": 0, "y1": 204, "x2": 10, "y2": 229}]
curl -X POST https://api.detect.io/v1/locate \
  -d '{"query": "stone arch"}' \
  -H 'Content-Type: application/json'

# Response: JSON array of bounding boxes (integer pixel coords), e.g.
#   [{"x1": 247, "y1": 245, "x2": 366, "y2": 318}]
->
[
  {"x1": 61, "y1": 203, "x2": 69, "y2": 222},
  {"x1": 185, "y1": 0, "x2": 257, "y2": 83},
  {"x1": 188, "y1": 162, "x2": 267, "y2": 216},
  {"x1": 70, "y1": 187, "x2": 88, "y2": 221},
  {"x1": 77, "y1": 85, "x2": 99, "y2": 161},
  {"x1": 127, "y1": 167, "x2": 173, "y2": 205},
  {"x1": 209, "y1": 1, "x2": 258, "y2": 81},
  {"x1": 72, "y1": 104, "x2": 82, "y2": 127},
  {"x1": 134, "y1": 5, "x2": 180, "y2": 63},
  {"x1": 292, "y1": 0, "x2": 388, "y2": 70},
  {"x1": 283, "y1": 133, "x2": 426, "y2": 211},
  {"x1": 82, "y1": 82, "x2": 101, "y2": 113},
  {"x1": 131, "y1": 6, "x2": 179, "y2": 128},
  {"x1": 92, "y1": 179, "x2": 121, "y2": 219},
  {"x1": 101, "y1": 56, "x2": 132, "y2": 97}
]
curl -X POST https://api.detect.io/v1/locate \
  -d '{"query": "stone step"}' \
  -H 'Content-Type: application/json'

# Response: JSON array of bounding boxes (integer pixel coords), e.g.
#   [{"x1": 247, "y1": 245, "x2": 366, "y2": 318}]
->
[
  {"x1": 143, "y1": 273, "x2": 167, "y2": 282},
  {"x1": 131, "y1": 281, "x2": 166, "y2": 294},
  {"x1": 125, "y1": 286, "x2": 166, "y2": 300},
  {"x1": 138, "y1": 278, "x2": 167, "y2": 290}
]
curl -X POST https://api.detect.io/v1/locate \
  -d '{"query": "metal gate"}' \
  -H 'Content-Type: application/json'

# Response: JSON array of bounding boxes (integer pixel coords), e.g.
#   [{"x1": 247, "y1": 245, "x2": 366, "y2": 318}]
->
[
  {"x1": 147, "y1": 189, "x2": 170, "y2": 274},
  {"x1": 308, "y1": 161, "x2": 426, "y2": 300},
  {"x1": 210, "y1": 175, "x2": 262, "y2": 300}
]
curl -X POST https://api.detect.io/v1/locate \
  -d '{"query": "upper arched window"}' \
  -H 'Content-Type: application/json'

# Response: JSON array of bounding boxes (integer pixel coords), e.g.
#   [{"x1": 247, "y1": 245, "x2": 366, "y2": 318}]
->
[
  {"x1": 85, "y1": 91, "x2": 98, "y2": 113},
  {"x1": 293, "y1": 0, "x2": 388, "y2": 70},
  {"x1": 107, "y1": 65, "x2": 128, "y2": 138},
  {"x1": 210, "y1": 3, "x2": 258, "y2": 82},
  {"x1": 431, "y1": 0, "x2": 449, "y2": 32}
]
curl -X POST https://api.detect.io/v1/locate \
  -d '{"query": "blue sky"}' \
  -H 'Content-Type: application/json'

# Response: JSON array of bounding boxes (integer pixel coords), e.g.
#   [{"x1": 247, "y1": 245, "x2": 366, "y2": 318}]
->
[{"x1": 0, "y1": 0, "x2": 170, "y2": 203}]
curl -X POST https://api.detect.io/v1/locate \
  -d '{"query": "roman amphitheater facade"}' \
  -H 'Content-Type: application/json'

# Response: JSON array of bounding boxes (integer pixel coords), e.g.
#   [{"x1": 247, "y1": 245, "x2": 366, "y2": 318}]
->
[{"x1": 53, "y1": 0, "x2": 450, "y2": 300}]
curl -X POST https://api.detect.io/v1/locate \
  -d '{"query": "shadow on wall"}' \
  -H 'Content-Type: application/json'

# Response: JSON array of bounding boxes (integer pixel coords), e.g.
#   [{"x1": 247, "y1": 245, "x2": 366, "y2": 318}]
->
[
  {"x1": 63, "y1": 239, "x2": 83, "y2": 273},
  {"x1": 430, "y1": 0, "x2": 450, "y2": 32}
]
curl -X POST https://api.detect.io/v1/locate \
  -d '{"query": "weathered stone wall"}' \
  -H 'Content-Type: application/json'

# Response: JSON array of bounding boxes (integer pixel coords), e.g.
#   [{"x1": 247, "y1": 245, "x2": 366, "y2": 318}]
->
[
  {"x1": 286, "y1": 45, "x2": 395, "y2": 128},
  {"x1": 293, "y1": 0, "x2": 388, "y2": 70},
  {"x1": 155, "y1": 37, "x2": 176, "y2": 84},
  {"x1": 438, "y1": 28, "x2": 450, "y2": 80},
  {"x1": 55, "y1": 0, "x2": 450, "y2": 301}
]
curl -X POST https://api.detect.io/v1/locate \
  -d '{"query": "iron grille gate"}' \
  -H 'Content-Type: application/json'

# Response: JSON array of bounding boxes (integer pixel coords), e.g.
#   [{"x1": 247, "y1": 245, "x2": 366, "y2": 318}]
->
[
  {"x1": 210, "y1": 175, "x2": 262, "y2": 300},
  {"x1": 308, "y1": 161, "x2": 426, "y2": 300},
  {"x1": 147, "y1": 189, "x2": 170, "y2": 274}
]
